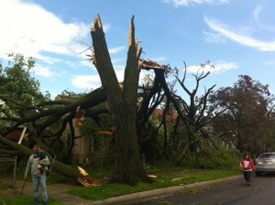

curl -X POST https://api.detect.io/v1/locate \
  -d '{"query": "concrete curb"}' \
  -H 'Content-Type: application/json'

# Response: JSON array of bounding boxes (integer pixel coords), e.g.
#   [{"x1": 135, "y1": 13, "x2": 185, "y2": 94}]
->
[{"x1": 86, "y1": 175, "x2": 242, "y2": 205}]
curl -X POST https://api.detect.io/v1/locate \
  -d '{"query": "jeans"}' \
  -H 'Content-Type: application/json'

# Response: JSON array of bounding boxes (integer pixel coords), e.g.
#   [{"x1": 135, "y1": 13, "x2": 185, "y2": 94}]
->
[
  {"x1": 243, "y1": 171, "x2": 252, "y2": 182},
  {"x1": 32, "y1": 175, "x2": 48, "y2": 203}
]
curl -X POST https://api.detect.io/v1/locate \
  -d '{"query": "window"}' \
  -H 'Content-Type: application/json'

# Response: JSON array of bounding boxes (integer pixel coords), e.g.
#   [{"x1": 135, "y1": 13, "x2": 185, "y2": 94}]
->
[{"x1": 259, "y1": 153, "x2": 275, "y2": 159}]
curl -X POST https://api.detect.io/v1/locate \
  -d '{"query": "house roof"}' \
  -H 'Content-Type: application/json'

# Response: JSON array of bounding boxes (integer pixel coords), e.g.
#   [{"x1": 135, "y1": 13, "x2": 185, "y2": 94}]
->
[
  {"x1": 1, "y1": 128, "x2": 25, "y2": 142},
  {"x1": 55, "y1": 95, "x2": 79, "y2": 101},
  {"x1": 153, "y1": 109, "x2": 178, "y2": 120}
]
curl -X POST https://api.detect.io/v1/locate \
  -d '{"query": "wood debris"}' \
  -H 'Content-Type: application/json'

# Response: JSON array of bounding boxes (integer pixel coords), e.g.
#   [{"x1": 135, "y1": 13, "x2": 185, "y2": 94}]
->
[
  {"x1": 139, "y1": 59, "x2": 163, "y2": 70},
  {"x1": 98, "y1": 131, "x2": 113, "y2": 136},
  {"x1": 73, "y1": 106, "x2": 85, "y2": 127},
  {"x1": 171, "y1": 177, "x2": 182, "y2": 182},
  {"x1": 77, "y1": 166, "x2": 100, "y2": 187}
]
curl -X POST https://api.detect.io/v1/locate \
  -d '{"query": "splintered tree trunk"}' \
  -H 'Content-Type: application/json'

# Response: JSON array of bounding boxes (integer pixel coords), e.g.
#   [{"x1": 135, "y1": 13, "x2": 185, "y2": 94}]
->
[
  {"x1": 110, "y1": 104, "x2": 148, "y2": 185},
  {"x1": 91, "y1": 15, "x2": 149, "y2": 185}
]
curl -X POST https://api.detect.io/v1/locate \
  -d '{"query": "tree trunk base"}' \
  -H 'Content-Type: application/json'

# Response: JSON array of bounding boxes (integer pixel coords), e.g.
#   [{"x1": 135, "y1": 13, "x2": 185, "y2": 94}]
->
[{"x1": 109, "y1": 172, "x2": 152, "y2": 186}]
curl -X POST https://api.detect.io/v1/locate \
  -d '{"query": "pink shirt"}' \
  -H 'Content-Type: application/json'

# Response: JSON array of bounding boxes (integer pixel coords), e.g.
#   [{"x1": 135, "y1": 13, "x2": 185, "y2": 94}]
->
[{"x1": 240, "y1": 158, "x2": 255, "y2": 171}]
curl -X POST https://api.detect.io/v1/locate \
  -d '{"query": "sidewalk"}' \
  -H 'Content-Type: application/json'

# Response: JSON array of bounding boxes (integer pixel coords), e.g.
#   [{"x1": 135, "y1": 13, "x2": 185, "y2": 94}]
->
[
  {"x1": 86, "y1": 175, "x2": 242, "y2": 205},
  {"x1": 1, "y1": 174, "x2": 242, "y2": 205},
  {"x1": 1, "y1": 178, "x2": 91, "y2": 205}
]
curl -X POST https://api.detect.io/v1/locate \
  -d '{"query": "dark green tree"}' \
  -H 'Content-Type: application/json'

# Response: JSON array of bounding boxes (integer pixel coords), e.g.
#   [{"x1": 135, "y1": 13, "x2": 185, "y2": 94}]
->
[{"x1": 211, "y1": 75, "x2": 274, "y2": 154}]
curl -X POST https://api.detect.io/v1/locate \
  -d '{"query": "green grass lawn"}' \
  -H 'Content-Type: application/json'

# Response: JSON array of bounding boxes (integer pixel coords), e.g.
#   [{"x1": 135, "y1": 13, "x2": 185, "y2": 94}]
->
[
  {"x1": 2, "y1": 159, "x2": 241, "y2": 202},
  {"x1": 0, "y1": 196, "x2": 64, "y2": 205},
  {"x1": 146, "y1": 164, "x2": 190, "y2": 174},
  {"x1": 67, "y1": 169, "x2": 240, "y2": 201},
  {"x1": 46, "y1": 172, "x2": 75, "y2": 184},
  {"x1": 0, "y1": 180, "x2": 11, "y2": 191},
  {"x1": 84, "y1": 166, "x2": 113, "y2": 179},
  {"x1": 0, "y1": 180, "x2": 63, "y2": 205}
]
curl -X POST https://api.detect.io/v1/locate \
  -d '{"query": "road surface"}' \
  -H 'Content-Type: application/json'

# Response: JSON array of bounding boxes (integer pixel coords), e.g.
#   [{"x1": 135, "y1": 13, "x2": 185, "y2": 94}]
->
[{"x1": 135, "y1": 174, "x2": 275, "y2": 205}]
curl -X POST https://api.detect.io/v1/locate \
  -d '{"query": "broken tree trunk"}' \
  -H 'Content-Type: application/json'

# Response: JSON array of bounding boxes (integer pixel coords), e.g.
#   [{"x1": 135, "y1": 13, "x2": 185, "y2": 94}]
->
[
  {"x1": 0, "y1": 135, "x2": 80, "y2": 180},
  {"x1": 91, "y1": 15, "x2": 149, "y2": 185}
]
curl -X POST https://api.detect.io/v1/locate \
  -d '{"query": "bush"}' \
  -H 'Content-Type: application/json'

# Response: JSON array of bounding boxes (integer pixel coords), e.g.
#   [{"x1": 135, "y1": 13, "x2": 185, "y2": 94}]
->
[{"x1": 180, "y1": 149, "x2": 240, "y2": 170}]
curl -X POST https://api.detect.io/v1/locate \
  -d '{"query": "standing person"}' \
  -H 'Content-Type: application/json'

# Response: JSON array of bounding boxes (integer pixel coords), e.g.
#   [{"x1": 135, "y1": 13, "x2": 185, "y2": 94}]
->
[
  {"x1": 240, "y1": 154, "x2": 255, "y2": 185},
  {"x1": 24, "y1": 145, "x2": 50, "y2": 204}
]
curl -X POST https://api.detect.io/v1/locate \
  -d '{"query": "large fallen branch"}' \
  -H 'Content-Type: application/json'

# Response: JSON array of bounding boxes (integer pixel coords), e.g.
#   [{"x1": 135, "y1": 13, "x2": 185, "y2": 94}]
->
[
  {"x1": 2, "y1": 87, "x2": 107, "y2": 137},
  {"x1": 0, "y1": 135, "x2": 80, "y2": 180}
]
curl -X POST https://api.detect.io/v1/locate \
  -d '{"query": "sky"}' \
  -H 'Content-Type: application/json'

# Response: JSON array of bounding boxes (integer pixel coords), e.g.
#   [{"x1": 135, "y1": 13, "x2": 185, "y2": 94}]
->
[{"x1": 0, "y1": 0, "x2": 275, "y2": 99}]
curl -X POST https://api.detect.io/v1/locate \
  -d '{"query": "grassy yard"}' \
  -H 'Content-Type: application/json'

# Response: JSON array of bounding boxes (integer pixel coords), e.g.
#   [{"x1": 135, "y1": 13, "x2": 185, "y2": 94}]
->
[
  {"x1": 2, "y1": 159, "x2": 240, "y2": 202},
  {"x1": 67, "y1": 169, "x2": 240, "y2": 201},
  {"x1": 0, "y1": 180, "x2": 63, "y2": 205},
  {"x1": 0, "y1": 195, "x2": 64, "y2": 205},
  {"x1": 0, "y1": 180, "x2": 11, "y2": 191}
]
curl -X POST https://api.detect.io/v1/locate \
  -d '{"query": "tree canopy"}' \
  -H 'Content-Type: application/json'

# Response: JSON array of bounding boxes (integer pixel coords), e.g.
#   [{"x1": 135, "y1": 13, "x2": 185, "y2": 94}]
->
[{"x1": 212, "y1": 75, "x2": 275, "y2": 154}]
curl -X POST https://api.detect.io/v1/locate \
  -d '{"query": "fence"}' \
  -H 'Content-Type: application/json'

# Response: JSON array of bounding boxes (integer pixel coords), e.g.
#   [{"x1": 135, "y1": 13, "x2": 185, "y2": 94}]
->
[{"x1": 0, "y1": 156, "x2": 17, "y2": 188}]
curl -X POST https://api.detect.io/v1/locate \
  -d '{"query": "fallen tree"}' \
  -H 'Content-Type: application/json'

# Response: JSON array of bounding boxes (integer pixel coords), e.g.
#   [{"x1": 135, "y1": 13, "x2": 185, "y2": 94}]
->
[
  {"x1": 0, "y1": 15, "x2": 196, "y2": 185},
  {"x1": 0, "y1": 135, "x2": 80, "y2": 180}
]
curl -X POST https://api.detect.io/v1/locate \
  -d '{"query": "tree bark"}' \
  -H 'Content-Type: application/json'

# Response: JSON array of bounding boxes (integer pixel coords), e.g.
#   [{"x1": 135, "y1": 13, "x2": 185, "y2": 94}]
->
[
  {"x1": 91, "y1": 15, "x2": 149, "y2": 185},
  {"x1": 0, "y1": 135, "x2": 81, "y2": 180},
  {"x1": 2, "y1": 87, "x2": 107, "y2": 137}
]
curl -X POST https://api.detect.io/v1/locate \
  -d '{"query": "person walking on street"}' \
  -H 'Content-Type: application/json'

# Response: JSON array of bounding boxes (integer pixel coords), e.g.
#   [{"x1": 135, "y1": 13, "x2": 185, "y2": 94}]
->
[
  {"x1": 240, "y1": 154, "x2": 255, "y2": 185},
  {"x1": 24, "y1": 145, "x2": 50, "y2": 204}
]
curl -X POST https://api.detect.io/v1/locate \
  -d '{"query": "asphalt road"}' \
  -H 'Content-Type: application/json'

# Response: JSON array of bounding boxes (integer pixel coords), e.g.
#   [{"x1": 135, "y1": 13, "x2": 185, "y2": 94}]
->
[{"x1": 135, "y1": 173, "x2": 275, "y2": 205}]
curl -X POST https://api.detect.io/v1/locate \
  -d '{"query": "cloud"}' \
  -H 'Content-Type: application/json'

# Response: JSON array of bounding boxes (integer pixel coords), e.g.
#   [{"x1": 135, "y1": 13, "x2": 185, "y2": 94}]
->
[
  {"x1": 71, "y1": 75, "x2": 101, "y2": 89},
  {"x1": 0, "y1": 0, "x2": 91, "y2": 62},
  {"x1": 150, "y1": 57, "x2": 167, "y2": 62},
  {"x1": 204, "y1": 17, "x2": 275, "y2": 51},
  {"x1": 264, "y1": 60, "x2": 275, "y2": 65},
  {"x1": 187, "y1": 61, "x2": 238, "y2": 74},
  {"x1": 103, "y1": 23, "x2": 111, "y2": 32},
  {"x1": 80, "y1": 60, "x2": 96, "y2": 70},
  {"x1": 112, "y1": 58, "x2": 124, "y2": 64},
  {"x1": 109, "y1": 46, "x2": 126, "y2": 54},
  {"x1": 64, "y1": 61, "x2": 77, "y2": 68},
  {"x1": 32, "y1": 65, "x2": 57, "y2": 77},
  {"x1": 71, "y1": 65, "x2": 126, "y2": 89},
  {"x1": 163, "y1": 0, "x2": 228, "y2": 7},
  {"x1": 204, "y1": 31, "x2": 225, "y2": 43},
  {"x1": 113, "y1": 65, "x2": 125, "y2": 82},
  {"x1": 253, "y1": 5, "x2": 261, "y2": 21},
  {"x1": 253, "y1": 5, "x2": 275, "y2": 32}
]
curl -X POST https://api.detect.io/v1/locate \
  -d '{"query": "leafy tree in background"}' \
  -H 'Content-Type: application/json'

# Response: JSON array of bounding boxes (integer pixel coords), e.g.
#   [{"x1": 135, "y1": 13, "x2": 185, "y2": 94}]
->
[
  {"x1": 0, "y1": 53, "x2": 49, "y2": 133},
  {"x1": 211, "y1": 75, "x2": 275, "y2": 154},
  {"x1": 0, "y1": 53, "x2": 49, "y2": 111},
  {"x1": 2, "y1": 54, "x2": 48, "y2": 95}
]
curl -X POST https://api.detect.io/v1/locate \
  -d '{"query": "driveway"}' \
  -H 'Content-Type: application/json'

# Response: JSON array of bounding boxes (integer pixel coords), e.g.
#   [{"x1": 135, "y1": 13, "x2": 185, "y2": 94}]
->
[{"x1": 136, "y1": 174, "x2": 275, "y2": 205}]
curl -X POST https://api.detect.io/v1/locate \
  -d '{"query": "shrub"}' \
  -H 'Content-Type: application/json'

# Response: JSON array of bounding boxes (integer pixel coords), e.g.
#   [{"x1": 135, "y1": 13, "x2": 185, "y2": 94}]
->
[{"x1": 180, "y1": 149, "x2": 240, "y2": 170}]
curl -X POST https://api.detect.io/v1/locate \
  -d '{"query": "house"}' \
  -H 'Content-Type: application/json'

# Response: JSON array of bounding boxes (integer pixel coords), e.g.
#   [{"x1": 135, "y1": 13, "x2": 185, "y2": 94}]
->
[
  {"x1": 153, "y1": 108, "x2": 178, "y2": 121},
  {"x1": 0, "y1": 99, "x2": 29, "y2": 146},
  {"x1": 55, "y1": 95, "x2": 93, "y2": 164}
]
